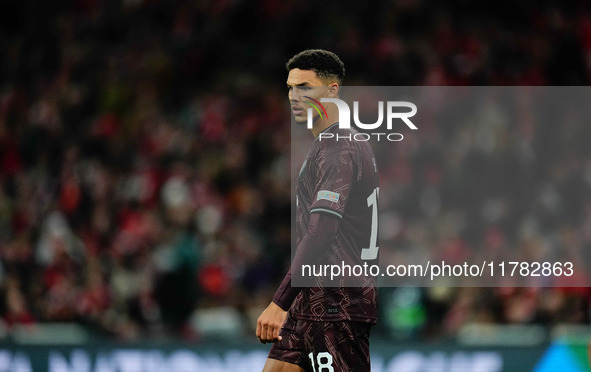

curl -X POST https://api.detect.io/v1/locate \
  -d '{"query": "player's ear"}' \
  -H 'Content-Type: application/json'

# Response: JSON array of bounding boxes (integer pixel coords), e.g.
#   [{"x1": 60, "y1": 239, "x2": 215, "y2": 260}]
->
[{"x1": 328, "y1": 83, "x2": 339, "y2": 98}]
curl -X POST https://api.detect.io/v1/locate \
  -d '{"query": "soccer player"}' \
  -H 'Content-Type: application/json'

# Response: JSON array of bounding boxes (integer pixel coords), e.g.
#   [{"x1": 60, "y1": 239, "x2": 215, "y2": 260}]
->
[{"x1": 256, "y1": 49, "x2": 379, "y2": 372}]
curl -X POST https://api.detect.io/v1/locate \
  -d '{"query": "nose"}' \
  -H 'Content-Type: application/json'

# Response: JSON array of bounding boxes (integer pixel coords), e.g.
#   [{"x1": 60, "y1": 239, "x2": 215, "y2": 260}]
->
[{"x1": 289, "y1": 87, "x2": 300, "y2": 103}]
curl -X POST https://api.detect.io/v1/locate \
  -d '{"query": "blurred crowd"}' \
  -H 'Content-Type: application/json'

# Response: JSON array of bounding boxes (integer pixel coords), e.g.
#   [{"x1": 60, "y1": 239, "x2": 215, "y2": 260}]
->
[
  {"x1": 374, "y1": 86, "x2": 591, "y2": 339},
  {"x1": 1, "y1": 0, "x2": 591, "y2": 341}
]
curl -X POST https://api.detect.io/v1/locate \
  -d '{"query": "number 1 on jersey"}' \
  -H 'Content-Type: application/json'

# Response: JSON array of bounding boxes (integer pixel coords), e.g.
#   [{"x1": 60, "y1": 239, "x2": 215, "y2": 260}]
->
[{"x1": 361, "y1": 187, "x2": 379, "y2": 260}]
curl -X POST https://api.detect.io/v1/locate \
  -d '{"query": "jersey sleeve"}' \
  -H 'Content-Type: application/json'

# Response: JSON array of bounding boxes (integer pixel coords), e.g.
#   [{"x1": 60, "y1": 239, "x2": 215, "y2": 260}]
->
[
  {"x1": 272, "y1": 268, "x2": 298, "y2": 311},
  {"x1": 308, "y1": 141, "x2": 357, "y2": 219},
  {"x1": 273, "y1": 212, "x2": 342, "y2": 309}
]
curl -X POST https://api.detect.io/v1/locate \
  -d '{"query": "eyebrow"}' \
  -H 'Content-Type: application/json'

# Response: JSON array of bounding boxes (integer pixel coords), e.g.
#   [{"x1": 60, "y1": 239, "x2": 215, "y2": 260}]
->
[{"x1": 286, "y1": 82, "x2": 312, "y2": 87}]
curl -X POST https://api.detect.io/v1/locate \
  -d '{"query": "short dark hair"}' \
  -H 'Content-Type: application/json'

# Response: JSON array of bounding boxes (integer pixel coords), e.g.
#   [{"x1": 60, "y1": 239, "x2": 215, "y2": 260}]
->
[{"x1": 286, "y1": 49, "x2": 345, "y2": 84}]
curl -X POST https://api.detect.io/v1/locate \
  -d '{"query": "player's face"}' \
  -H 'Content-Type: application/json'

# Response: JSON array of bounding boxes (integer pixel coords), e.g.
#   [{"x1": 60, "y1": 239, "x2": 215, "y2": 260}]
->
[{"x1": 287, "y1": 69, "x2": 331, "y2": 123}]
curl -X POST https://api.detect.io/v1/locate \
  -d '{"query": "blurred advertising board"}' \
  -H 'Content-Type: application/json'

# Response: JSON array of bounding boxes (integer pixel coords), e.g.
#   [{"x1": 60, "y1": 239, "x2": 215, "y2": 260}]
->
[{"x1": 0, "y1": 341, "x2": 555, "y2": 372}]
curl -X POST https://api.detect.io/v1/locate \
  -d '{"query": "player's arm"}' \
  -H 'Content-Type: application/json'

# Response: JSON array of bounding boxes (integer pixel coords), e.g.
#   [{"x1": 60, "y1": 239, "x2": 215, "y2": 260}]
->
[
  {"x1": 256, "y1": 212, "x2": 340, "y2": 343},
  {"x1": 257, "y1": 142, "x2": 354, "y2": 343}
]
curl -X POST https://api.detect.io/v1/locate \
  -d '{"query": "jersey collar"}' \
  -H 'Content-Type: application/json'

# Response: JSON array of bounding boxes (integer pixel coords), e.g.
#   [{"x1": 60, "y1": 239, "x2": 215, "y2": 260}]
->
[{"x1": 314, "y1": 122, "x2": 340, "y2": 142}]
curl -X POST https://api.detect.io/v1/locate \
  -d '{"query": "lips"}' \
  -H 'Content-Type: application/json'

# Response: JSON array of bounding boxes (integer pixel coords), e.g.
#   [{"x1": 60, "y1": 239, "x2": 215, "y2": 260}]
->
[{"x1": 292, "y1": 107, "x2": 304, "y2": 115}]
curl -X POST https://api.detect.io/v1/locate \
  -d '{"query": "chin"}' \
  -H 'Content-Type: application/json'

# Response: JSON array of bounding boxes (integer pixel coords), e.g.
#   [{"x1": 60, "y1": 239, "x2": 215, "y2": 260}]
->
[{"x1": 293, "y1": 116, "x2": 308, "y2": 124}]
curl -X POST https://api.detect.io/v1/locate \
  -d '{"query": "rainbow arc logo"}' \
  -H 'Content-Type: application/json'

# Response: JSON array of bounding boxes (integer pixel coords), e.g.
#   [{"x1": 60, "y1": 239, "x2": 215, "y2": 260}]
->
[{"x1": 303, "y1": 96, "x2": 328, "y2": 119}]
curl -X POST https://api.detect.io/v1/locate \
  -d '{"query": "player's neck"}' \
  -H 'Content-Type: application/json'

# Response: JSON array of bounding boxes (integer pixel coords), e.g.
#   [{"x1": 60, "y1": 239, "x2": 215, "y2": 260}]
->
[
  {"x1": 311, "y1": 119, "x2": 339, "y2": 138},
  {"x1": 310, "y1": 98, "x2": 340, "y2": 137}
]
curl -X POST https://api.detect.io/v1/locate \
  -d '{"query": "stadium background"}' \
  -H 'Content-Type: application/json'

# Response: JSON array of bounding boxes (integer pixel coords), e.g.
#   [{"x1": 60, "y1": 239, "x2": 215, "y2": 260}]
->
[{"x1": 1, "y1": 0, "x2": 591, "y2": 371}]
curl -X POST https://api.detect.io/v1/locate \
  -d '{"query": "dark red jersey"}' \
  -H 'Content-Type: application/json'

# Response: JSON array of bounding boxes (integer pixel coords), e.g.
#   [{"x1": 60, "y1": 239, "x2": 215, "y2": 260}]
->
[{"x1": 290, "y1": 123, "x2": 379, "y2": 324}]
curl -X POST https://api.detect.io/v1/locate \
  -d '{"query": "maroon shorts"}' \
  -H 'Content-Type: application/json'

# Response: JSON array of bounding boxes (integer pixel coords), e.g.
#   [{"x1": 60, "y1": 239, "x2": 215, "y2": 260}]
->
[{"x1": 268, "y1": 311, "x2": 371, "y2": 372}]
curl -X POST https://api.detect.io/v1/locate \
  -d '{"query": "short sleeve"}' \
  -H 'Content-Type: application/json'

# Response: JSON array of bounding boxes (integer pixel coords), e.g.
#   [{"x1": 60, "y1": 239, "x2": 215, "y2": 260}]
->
[{"x1": 308, "y1": 141, "x2": 356, "y2": 219}]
